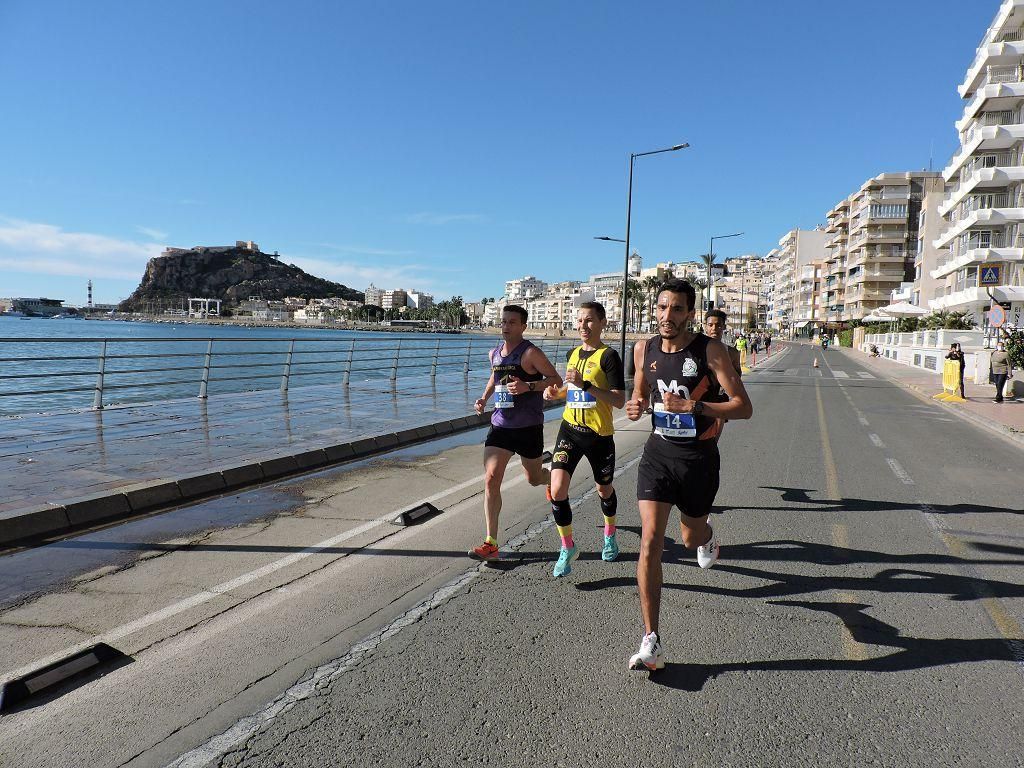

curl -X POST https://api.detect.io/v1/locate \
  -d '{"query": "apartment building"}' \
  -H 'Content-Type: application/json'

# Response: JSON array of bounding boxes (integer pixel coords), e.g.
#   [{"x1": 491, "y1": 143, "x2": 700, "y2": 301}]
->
[
  {"x1": 772, "y1": 229, "x2": 830, "y2": 336},
  {"x1": 380, "y1": 289, "x2": 408, "y2": 311},
  {"x1": 525, "y1": 281, "x2": 592, "y2": 330},
  {"x1": 932, "y1": 0, "x2": 1024, "y2": 325},
  {"x1": 504, "y1": 276, "x2": 547, "y2": 302}
]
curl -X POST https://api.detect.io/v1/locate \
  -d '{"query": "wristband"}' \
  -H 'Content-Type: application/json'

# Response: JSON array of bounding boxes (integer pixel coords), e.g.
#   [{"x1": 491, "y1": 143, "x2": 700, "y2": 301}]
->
[{"x1": 581, "y1": 380, "x2": 593, "y2": 392}]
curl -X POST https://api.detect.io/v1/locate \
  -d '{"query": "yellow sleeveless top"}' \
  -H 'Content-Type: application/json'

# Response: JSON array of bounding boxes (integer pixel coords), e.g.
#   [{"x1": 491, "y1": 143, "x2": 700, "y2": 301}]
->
[{"x1": 562, "y1": 346, "x2": 615, "y2": 437}]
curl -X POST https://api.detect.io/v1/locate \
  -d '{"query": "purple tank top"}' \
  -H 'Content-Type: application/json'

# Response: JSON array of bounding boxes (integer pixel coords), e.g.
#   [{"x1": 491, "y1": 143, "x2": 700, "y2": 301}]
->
[{"x1": 490, "y1": 340, "x2": 544, "y2": 428}]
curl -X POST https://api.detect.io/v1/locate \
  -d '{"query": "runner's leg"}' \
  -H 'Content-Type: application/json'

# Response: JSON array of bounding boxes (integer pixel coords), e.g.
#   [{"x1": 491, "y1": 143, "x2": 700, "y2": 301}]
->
[
  {"x1": 637, "y1": 500, "x2": 672, "y2": 635},
  {"x1": 483, "y1": 446, "x2": 513, "y2": 541}
]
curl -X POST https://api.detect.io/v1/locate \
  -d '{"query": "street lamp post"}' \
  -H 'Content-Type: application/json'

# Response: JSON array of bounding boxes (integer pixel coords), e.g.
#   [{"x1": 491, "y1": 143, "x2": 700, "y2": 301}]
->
[
  {"x1": 707, "y1": 232, "x2": 743, "y2": 317},
  {"x1": 612, "y1": 143, "x2": 689, "y2": 363}
]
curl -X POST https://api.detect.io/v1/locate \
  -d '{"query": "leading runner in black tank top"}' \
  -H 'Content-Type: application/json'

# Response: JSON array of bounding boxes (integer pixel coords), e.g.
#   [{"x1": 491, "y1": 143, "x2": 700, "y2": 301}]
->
[{"x1": 624, "y1": 278, "x2": 753, "y2": 672}]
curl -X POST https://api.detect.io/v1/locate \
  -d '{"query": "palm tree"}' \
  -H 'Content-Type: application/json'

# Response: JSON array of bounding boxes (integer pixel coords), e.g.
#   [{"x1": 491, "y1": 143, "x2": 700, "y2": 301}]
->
[
  {"x1": 641, "y1": 275, "x2": 660, "y2": 332},
  {"x1": 692, "y1": 278, "x2": 709, "y2": 317}
]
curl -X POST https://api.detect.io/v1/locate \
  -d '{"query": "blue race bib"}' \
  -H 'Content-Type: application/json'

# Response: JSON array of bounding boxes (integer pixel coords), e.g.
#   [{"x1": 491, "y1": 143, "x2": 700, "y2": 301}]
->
[
  {"x1": 494, "y1": 384, "x2": 514, "y2": 409},
  {"x1": 566, "y1": 384, "x2": 597, "y2": 409},
  {"x1": 652, "y1": 404, "x2": 696, "y2": 437}
]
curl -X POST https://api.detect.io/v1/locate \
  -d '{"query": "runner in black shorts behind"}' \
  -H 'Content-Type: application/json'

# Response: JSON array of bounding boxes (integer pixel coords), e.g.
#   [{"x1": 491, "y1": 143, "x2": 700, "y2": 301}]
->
[
  {"x1": 542, "y1": 302, "x2": 625, "y2": 577},
  {"x1": 625, "y1": 279, "x2": 752, "y2": 671}
]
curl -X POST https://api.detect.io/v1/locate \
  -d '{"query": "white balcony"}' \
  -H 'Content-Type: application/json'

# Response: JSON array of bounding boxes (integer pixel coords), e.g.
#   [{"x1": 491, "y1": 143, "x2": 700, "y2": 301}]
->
[
  {"x1": 935, "y1": 206, "x2": 1024, "y2": 248},
  {"x1": 928, "y1": 284, "x2": 1024, "y2": 311},
  {"x1": 931, "y1": 245, "x2": 1024, "y2": 279},
  {"x1": 940, "y1": 165, "x2": 1024, "y2": 216}
]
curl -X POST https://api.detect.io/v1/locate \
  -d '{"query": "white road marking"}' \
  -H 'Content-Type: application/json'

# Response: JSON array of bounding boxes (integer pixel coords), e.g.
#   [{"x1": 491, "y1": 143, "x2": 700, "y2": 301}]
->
[
  {"x1": 783, "y1": 368, "x2": 800, "y2": 377},
  {"x1": 858, "y1": 415, "x2": 870, "y2": 427},
  {"x1": 167, "y1": 453, "x2": 646, "y2": 768},
  {"x1": 868, "y1": 433, "x2": 885, "y2": 448},
  {"x1": 856, "y1": 372, "x2": 875, "y2": 379},
  {"x1": 832, "y1": 370, "x2": 849, "y2": 379},
  {"x1": 886, "y1": 458, "x2": 915, "y2": 485}
]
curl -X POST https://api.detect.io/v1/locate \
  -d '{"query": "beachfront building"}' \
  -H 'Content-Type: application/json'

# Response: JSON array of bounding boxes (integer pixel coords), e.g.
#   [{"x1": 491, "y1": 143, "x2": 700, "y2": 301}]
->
[
  {"x1": 933, "y1": 0, "x2": 1024, "y2": 327},
  {"x1": 364, "y1": 284, "x2": 383, "y2": 307},
  {"x1": 380, "y1": 289, "x2": 408, "y2": 311},
  {"x1": 406, "y1": 290, "x2": 434, "y2": 310},
  {"x1": 773, "y1": 228, "x2": 830, "y2": 337},
  {"x1": 525, "y1": 281, "x2": 592, "y2": 331},
  {"x1": 505, "y1": 276, "x2": 547, "y2": 302}
]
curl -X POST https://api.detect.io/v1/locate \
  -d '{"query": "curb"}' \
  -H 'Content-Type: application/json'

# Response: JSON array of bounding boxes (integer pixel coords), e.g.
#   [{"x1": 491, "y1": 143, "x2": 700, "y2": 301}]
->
[
  {"x1": 834, "y1": 348, "x2": 1024, "y2": 449},
  {"x1": 0, "y1": 411, "x2": 497, "y2": 549}
]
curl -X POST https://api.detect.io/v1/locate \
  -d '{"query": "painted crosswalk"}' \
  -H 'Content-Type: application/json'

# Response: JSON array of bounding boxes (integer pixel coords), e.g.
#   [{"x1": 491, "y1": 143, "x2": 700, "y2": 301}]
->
[
  {"x1": 856, "y1": 371, "x2": 875, "y2": 379},
  {"x1": 832, "y1": 370, "x2": 850, "y2": 378}
]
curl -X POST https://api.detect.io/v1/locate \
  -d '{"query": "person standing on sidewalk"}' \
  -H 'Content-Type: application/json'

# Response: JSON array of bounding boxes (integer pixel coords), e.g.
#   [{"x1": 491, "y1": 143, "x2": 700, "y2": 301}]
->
[
  {"x1": 945, "y1": 342, "x2": 966, "y2": 399},
  {"x1": 991, "y1": 341, "x2": 1012, "y2": 403},
  {"x1": 469, "y1": 305, "x2": 562, "y2": 560},
  {"x1": 541, "y1": 302, "x2": 626, "y2": 577},
  {"x1": 625, "y1": 279, "x2": 752, "y2": 671}
]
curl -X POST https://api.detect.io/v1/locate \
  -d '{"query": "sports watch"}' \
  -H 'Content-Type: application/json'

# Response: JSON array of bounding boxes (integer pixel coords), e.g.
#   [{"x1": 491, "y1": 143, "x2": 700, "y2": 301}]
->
[{"x1": 691, "y1": 400, "x2": 704, "y2": 417}]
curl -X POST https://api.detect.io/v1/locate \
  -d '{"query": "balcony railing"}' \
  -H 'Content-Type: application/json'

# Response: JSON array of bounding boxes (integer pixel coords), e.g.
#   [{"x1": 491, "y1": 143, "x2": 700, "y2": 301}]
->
[
  {"x1": 999, "y1": 28, "x2": 1024, "y2": 42},
  {"x1": 986, "y1": 64, "x2": 1024, "y2": 85}
]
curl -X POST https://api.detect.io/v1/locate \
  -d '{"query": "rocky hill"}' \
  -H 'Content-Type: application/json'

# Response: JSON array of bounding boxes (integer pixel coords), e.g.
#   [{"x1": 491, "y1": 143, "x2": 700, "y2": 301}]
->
[{"x1": 119, "y1": 246, "x2": 363, "y2": 311}]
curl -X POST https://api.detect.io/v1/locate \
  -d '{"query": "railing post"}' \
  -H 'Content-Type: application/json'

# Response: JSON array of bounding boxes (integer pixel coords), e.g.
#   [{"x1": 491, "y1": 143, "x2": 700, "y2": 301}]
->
[
  {"x1": 389, "y1": 339, "x2": 402, "y2": 389},
  {"x1": 92, "y1": 340, "x2": 107, "y2": 411},
  {"x1": 430, "y1": 338, "x2": 440, "y2": 385},
  {"x1": 281, "y1": 339, "x2": 295, "y2": 393},
  {"x1": 463, "y1": 338, "x2": 471, "y2": 376},
  {"x1": 198, "y1": 339, "x2": 213, "y2": 399},
  {"x1": 343, "y1": 339, "x2": 356, "y2": 387}
]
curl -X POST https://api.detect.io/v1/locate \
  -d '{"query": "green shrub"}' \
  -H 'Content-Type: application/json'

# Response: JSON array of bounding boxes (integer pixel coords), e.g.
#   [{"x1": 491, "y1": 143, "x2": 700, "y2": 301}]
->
[
  {"x1": 839, "y1": 330, "x2": 853, "y2": 347},
  {"x1": 1005, "y1": 329, "x2": 1024, "y2": 370}
]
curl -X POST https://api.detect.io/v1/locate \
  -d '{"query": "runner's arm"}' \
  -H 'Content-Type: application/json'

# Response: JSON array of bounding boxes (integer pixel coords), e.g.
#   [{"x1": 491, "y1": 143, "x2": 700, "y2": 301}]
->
[
  {"x1": 589, "y1": 347, "x2": 626, "y2": 409},
  {"x1": 509, "y1": 347, "x2": 562, "y2": 394}
]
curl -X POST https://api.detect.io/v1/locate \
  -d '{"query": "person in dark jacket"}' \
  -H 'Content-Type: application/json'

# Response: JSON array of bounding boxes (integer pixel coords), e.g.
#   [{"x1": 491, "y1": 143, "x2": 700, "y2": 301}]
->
[
  {"x1": 945, "y1": 342, "x2": 966, "y2": 399},
  {"x1": 991, "y1": 341, "x2": 1012, "y2": 403}
]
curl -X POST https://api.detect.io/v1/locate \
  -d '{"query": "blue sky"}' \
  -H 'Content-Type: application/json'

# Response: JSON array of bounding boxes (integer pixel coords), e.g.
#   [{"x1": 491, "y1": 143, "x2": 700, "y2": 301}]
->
[{"x1": 0, "y1": 0, "x2": 992, "y2": 305}]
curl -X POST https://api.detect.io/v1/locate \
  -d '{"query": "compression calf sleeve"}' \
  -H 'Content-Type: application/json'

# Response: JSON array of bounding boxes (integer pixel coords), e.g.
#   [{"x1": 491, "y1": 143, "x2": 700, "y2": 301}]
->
[
  {"x1": 600, "y1": 492, "x2": 617, "y2": 536},
  {"x1": 551, "y1": 498, "x2": 574, "y2": 548}
]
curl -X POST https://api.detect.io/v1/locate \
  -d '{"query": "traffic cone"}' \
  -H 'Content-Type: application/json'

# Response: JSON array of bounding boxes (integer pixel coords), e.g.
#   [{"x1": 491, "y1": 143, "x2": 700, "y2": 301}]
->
[{"x1": 813, "y1": 358, "x2": 819, "y2": 369}]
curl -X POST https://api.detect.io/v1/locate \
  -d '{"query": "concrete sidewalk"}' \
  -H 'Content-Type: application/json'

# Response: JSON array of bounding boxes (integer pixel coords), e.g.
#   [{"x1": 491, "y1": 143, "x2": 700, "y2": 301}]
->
[
  {"x1": 833, "y1": 344, "x2": 1024, "y2": 446},
  {"x1": 0, "y1": 372, "x2": 498, "y2": 546}
]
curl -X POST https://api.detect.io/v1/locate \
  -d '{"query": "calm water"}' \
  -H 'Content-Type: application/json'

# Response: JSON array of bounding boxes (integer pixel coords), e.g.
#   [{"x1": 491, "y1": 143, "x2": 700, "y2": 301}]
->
[{"x1": 0, "y1": 318, "x2": 574, "y2": 416}]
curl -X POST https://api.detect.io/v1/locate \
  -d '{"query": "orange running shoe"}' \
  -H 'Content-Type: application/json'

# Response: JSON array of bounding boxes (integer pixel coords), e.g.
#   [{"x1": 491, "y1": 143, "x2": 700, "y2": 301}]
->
[{"x1": 469, "y1": 541, "x2": 500, "y2": 560}]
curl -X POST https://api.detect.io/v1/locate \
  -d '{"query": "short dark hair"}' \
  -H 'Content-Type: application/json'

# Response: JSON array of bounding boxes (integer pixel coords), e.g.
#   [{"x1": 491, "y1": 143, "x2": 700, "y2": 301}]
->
[
  {"x1": 705, "y1": 308, "x2": 728, "y2": 322},
  {"x1": 656, "y1": 279, "x2": 696, "y2": 311},
  {"x1": 503, "y1": 304, "x2": 528, "y2": 323},
  {"x1": 578, "y1": 301, "x2": 606, "y2": 320}
]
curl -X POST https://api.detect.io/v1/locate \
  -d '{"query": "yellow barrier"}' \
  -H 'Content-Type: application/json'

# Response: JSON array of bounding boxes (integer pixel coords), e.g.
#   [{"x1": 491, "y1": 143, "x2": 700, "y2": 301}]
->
[{"x1": 933, "y1": 359, "x2": 966, "y2": 402}]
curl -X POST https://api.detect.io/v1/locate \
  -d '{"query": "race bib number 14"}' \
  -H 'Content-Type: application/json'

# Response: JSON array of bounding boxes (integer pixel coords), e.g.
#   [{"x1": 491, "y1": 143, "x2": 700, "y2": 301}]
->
[{"x1": 652, "y1": 403, "x2": 695, "y2": 437}]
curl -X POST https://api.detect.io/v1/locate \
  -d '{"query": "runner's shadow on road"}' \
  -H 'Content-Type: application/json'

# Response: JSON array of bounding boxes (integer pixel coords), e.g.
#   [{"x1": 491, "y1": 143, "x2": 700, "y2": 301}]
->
[
  {"x1": 649, "y1": 600, "x2": 1022, "y2": 691},
  {"x1": 712, "y1": 487, "x2": 1024, "y2": 517}
]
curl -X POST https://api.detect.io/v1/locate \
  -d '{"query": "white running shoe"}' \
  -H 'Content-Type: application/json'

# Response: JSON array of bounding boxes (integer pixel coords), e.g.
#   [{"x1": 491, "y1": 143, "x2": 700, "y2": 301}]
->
[
  {"x1": 697, "y1": 527, "x2": 719, "y2": 569},
  {"x1": 628, "y1": 632, "x2": 664, "y2": 671}
]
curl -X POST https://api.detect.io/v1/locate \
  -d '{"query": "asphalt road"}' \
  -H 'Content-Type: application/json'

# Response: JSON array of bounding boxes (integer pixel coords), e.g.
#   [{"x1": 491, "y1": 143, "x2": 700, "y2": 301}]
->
[{"x1": 2, "y1": 343, "x2": 1023, "y2": 768}]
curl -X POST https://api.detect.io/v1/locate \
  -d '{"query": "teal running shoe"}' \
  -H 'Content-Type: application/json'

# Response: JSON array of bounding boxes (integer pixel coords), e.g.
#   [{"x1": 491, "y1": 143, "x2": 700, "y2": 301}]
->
[
  {"x1": 601, "y1": 534, "x2": 619, "y2": 562},
  {"x1": 552, "y1": 545, "x2": 579, "y2": 577}
]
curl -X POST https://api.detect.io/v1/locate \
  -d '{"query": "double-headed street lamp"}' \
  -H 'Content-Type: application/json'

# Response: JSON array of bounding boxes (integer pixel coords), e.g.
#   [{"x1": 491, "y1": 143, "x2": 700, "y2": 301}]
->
[
  {"x1": 604, "y1": 143, "x2": 689, "y2": 362},
  {"x1": 707, "y1": 231, "x2": 743, "y2": 316}
]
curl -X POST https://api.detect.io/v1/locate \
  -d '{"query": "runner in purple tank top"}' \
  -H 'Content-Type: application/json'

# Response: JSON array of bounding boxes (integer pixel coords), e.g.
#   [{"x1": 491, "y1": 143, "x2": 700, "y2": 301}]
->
[{"x1": 469, "y1": 304, "x2": 562, "y2": 561}]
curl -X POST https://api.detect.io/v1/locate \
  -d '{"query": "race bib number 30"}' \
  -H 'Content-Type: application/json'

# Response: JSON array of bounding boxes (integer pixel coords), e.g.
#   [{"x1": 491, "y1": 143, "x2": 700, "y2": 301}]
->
[
  {"x1": 566, "y1": 383, "x2": 597, "y2": 409},
  {"x1": 494, "y1": 384, "x2": 514, "y2": 409},
  {"x1": 652, "y1": 403, "x2": 695, "y2": 437}
]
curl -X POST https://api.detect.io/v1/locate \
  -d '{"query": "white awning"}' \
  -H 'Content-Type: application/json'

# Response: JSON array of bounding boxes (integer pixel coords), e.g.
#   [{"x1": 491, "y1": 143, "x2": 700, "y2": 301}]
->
[{"x1": 794, "y1": 321, "x2": 810, "y2": 328}]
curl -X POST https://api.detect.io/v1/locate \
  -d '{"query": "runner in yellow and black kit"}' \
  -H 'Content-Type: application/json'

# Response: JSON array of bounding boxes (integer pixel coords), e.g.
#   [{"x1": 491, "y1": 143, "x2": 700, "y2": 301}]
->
[{"x1": 542, "y1": 302, "x2": 626, "y2": 577}]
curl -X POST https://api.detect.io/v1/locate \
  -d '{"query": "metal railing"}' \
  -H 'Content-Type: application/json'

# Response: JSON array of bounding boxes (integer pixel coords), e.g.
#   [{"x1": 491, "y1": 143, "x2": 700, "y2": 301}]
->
[{"x1": 0, "y1": 336, "x2": 580, "y2": 416}]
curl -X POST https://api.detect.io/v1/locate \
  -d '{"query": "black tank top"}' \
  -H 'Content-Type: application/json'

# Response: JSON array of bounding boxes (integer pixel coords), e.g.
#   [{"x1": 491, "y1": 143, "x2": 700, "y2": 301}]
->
[{"x1": 642, "y1": 334, "x2": 720, "y2": 446}]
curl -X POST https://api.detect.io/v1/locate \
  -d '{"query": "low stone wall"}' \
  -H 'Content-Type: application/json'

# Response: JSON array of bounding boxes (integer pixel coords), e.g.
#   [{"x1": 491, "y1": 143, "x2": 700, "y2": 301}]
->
[{"x1": 861, "y1": 331, "x2": 1022, "y2": 395}]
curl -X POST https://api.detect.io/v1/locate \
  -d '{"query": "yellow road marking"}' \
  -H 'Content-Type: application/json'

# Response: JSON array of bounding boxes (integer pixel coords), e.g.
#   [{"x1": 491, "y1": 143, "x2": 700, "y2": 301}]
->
[
  {"x1": 831, "y1": 523, "x2": 868, "y2": 660},
  {"x1": 940, "y1": 531, "x2": 1024, "y2": 641},
  {"x1": 815, "y1": 380, "x2": 840, "y2": 501}
]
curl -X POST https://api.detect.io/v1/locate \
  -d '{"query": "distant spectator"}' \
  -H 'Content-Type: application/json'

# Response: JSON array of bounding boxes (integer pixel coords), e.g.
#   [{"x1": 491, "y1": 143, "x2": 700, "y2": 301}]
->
[
  {"x1": 764, "y1": 334, "x2": 772, "y2": 355},
  {"x1": 990, "y1": 341, "x2": 1011, "y2": 403},
  {"x1": 945, "y1": 342, "x2": 965, "y2": 399}
]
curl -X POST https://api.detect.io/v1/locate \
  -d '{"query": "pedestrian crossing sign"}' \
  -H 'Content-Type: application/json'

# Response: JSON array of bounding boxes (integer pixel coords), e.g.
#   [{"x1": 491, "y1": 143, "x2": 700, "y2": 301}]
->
[{"x1": 979, "y1": 265, "x2": 1002, "y2": 285}]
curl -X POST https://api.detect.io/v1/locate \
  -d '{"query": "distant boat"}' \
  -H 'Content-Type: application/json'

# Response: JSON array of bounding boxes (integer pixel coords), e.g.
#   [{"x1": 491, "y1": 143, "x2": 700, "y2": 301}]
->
[{"x1": 1, "y1": 310, "x2": 27, "y2": 317}]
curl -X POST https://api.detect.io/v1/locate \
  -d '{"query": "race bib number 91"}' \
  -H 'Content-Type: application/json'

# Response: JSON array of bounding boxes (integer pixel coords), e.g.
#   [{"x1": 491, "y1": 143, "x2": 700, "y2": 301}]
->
[
  {"x1": 494, "y1": 384, "x2": 514, "y2": 409},
  {"x1": 566, "y1": 383, "x2": 597, "y2": 409},
  {"x1": 652, "y1": 403, "x2": 695, "y2": 437}
]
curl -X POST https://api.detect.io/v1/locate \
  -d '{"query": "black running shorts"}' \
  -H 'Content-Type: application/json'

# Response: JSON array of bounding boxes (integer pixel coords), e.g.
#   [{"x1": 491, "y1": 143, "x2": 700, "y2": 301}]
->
[
  {"x1": 636, "y1": 437, "x2": 720, "y2": 518},
  {"x1": 484, "y1": 424, "x2": 545, "y2": 460},
  {"x1": 550, "y1": 422, "x2": 616, "y2": 486}
]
